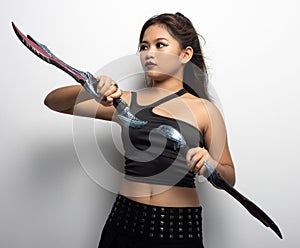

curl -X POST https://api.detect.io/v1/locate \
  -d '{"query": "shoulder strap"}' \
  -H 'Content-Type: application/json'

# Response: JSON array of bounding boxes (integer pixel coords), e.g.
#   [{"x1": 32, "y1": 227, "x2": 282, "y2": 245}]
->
[
  {"x1": 150, "y1": 88, "x2": 187, "y2": 107},
  {"x1": 130, "y1": 88, "x2": 187, "y2": 108},
  {"x1": 129, "y1": 91, "x2": 142, "y2": 114},
  {"x1": 130, "y1": 91, "x2": 137, "y2": 108}
]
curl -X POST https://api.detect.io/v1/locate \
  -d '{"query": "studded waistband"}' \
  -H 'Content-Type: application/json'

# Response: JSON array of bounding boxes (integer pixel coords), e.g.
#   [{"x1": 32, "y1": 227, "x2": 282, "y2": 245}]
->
[{"x1": 106, "y1": 194, "x2": 203, "y2": 241}]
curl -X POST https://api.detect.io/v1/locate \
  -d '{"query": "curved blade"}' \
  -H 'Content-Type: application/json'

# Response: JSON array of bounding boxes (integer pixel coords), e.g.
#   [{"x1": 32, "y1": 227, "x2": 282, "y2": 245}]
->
[
  {"x1": 12, "y1": 22, "x2": 148, "y2": 129},
  {"x1": 207, "y1": 167, "x2": 283, "y2": 239},
  {"x1": 157, "y1": 124, "x2": 283, "y2": 239},
  {"x1": 12, "y1": 22, "x2": 87, "y2": 84}
]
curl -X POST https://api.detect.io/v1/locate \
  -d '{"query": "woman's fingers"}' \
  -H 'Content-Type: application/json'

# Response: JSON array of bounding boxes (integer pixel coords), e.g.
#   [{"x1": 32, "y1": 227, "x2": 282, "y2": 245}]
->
[
  {"x1": 96, "y1": 76, "x2": 120, "y2": 106},
  {"x1": 96, "y1": 76, "x2": 116, "y2": 95},
  {"x1": 186, "y1": 147, "x2": 210, "y2": 175},
  {"x1": 101, "y1": 87, "x2": 122, "y2": 105}
]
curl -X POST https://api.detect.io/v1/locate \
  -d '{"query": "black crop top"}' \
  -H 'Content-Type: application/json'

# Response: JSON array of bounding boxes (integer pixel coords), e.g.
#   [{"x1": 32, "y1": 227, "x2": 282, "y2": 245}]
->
[{"x1": 121, "y1": 88, "x2": 205, "y2": 188}]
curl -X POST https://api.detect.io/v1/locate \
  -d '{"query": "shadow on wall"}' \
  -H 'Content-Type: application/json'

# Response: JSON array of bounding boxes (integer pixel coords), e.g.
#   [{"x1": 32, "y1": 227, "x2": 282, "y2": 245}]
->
[
  {"x1": 196, "y1": 178, "x2": 236, "y2": 247},
  {"x1": 13, "y1": 130, "x2": 120, "y2": 248}
]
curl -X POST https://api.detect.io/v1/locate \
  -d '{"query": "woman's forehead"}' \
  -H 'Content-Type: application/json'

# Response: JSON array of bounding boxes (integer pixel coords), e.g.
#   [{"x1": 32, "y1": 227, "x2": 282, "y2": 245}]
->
[{"x1": 142, "y1": 24, "x2": 173, "y2": 42}]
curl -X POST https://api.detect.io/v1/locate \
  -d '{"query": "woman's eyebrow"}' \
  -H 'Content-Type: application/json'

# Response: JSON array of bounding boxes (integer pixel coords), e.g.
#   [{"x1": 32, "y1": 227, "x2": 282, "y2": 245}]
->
[{"x1": 141, "y1": 38, "x2": 169, "y2": 44}]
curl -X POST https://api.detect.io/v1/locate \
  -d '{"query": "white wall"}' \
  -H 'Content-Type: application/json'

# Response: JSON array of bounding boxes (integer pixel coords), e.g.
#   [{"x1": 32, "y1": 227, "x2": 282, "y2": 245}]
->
[{"x1": 1, "y1": 0, "x2": 299, "y2": 247}]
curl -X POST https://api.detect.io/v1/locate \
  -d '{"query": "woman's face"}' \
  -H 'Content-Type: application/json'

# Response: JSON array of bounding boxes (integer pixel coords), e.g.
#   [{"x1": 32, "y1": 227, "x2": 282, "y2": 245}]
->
[{"x1": 139, "y1": 24, "x2": 185, "y2": 82}]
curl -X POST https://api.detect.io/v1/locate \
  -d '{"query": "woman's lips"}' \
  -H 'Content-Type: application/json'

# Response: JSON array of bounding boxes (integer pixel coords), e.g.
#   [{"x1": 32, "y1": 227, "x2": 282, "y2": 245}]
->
[{"x1": 145, "y1": 61, "x2": 157, "y2": 70}]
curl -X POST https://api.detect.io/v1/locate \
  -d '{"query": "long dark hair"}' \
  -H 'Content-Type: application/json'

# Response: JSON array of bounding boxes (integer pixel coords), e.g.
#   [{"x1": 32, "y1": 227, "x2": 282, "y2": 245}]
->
[{"x1": 139, "y1": 12, "x2": 211, "y2": 101}]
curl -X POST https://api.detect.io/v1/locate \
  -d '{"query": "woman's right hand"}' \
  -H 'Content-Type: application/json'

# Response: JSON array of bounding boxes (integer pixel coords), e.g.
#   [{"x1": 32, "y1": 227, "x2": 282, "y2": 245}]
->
[
  {"x1": 96, "y1": 75, "x2": 122, "y2": 106},
  {"x1": 44, "y1": 75, "x2": 126, "y2": 120}
]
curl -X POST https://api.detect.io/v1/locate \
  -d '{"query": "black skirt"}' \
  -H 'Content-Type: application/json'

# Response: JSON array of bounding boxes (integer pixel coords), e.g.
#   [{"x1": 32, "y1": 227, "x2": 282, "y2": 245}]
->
[{"x1": 98, "y1": 194, "x2": 204, "y2": 248}]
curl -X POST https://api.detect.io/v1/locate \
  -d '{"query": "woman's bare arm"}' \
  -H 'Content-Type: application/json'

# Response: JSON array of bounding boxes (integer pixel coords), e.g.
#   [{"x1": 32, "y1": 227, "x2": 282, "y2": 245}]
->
[
  {"x1": 186, "y1": 99, "x2": 235, "y2": 187},
  {"x1": 44, "y1": 76, "x2": 129, "y2": 121},
  {"x1": 202, "y1": 100, "x2": 235, "y2": 186}
]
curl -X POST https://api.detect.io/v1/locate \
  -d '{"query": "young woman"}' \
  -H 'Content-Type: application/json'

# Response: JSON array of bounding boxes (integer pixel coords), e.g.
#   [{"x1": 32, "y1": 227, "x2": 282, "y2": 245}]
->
[{"x1": 44, "y1": 12, "x2": 235, "y2": 248}]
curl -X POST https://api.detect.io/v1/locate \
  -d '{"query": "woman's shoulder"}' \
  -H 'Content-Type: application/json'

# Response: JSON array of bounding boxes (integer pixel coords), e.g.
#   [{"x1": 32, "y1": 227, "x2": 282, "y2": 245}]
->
[
  {"x1": 183, "y1": 93, "x2": 224, "y2": 130},
  {"x1": 183, "y1": 92, "x2": 218, "y2": 113}
]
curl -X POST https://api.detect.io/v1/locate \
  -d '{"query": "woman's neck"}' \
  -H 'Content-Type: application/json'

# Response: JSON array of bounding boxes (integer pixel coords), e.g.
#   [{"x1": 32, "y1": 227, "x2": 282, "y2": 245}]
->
[{"x1": 152, "y1": 78, "x2": 184, "y2": 93}]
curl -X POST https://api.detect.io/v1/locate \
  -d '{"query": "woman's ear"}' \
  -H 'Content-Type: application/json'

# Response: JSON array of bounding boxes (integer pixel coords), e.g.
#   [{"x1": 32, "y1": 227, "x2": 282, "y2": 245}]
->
[{"x1": 181, "y1": 46, "x2": 193, "y2": 64}]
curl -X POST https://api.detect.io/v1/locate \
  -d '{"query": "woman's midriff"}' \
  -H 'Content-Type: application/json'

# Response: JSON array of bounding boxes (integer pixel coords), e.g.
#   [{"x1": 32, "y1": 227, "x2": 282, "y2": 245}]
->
[{"x1": 119, "y1": 178, "x2": 200, "y2": 207}]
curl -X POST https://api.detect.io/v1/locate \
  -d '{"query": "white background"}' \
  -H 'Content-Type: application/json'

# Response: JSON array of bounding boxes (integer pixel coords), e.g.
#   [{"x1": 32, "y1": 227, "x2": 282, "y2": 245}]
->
[{"x1": 1, "y1": 0, "x2": 299, "y2": 247}]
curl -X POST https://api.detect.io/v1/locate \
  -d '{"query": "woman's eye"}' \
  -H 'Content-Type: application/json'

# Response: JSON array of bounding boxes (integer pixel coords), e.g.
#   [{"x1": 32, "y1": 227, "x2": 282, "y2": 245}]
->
[
  {"x1": 139, "y1": 42, "x2": 167, "y2": 52},
  {"x1": 156, "y1": 42, "x2": 167, "y2": 48},
  {"x1": 139, "y1": 45, "x2": 148, "y2": 51}
]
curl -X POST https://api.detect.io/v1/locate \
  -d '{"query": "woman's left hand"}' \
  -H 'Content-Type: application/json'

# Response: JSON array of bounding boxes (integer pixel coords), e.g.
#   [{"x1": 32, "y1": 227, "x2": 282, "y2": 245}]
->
[{"x1": 186, "y1": 147, "x2": 216, "y2": 175}]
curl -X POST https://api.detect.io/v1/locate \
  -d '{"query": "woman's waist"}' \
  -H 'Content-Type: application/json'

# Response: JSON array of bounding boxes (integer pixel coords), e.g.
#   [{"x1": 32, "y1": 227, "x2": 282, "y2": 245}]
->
[
  {"x1": 106, "y1": 193, "x2": 203, "y2": 241},
  {"x1": 119, "y1": 178, "x2": 200, "y2": 207}
]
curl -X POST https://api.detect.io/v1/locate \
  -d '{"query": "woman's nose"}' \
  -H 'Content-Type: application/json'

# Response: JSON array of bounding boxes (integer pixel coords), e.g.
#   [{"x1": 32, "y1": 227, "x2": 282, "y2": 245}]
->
[
  {"x1": 145, "y1": 51, "x2": 154, "y2": 59},
  {"x1": 145, "y1": 45, "x2": 157, "y2": 59},
  {"x1": 145, "y1": 50, "x2": 155, "y2": 60}
]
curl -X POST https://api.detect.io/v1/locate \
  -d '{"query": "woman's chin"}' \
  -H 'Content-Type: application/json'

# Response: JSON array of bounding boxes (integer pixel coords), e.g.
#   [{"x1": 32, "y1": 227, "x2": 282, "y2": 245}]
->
[{"x1": 146, "y1": 71, "x2": 169, "y2": 82}]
